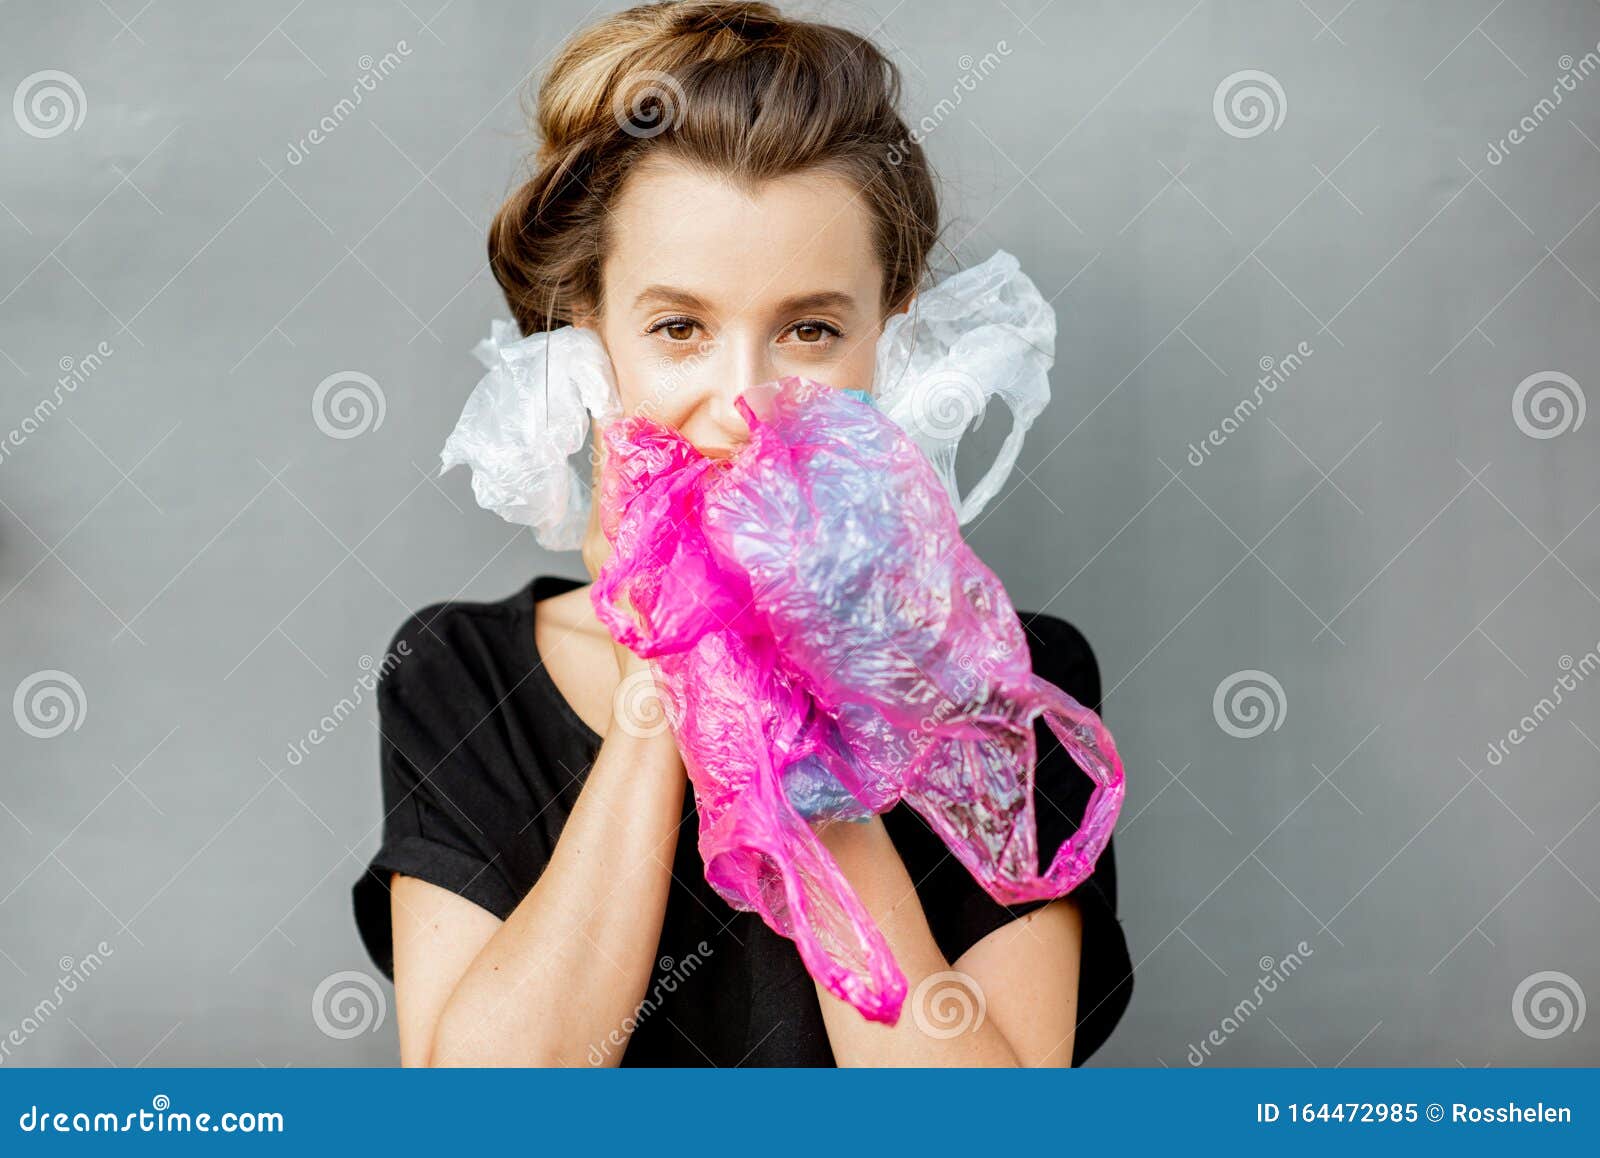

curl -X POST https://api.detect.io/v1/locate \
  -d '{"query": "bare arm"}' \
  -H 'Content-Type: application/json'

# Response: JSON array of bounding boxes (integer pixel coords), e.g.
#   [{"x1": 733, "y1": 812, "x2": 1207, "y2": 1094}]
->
[
  {"x1": 390, "y1": 424, "x2": 690, "y2": 1066},
  {"x1": 389, "y1": 651, "x2": 685, "y2": 1066},
  {"x1": 811, "y1": 814, "x2": 1083, "y2": 1066}
]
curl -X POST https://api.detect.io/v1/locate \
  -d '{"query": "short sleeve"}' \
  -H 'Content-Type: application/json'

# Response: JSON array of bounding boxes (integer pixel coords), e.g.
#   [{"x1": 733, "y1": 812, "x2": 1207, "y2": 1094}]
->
[
  {"x1": 351, "y1": 604, "x2": 528, "y2": 981},
  {"x1": 882, "y1": 610, "x2": 1133, "y2": 1065}
]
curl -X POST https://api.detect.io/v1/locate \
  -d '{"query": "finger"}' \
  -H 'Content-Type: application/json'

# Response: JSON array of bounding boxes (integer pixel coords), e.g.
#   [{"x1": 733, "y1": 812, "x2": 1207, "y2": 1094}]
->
[{"x1": 590, "y1": 419, "x2": 608, "y2": 488}]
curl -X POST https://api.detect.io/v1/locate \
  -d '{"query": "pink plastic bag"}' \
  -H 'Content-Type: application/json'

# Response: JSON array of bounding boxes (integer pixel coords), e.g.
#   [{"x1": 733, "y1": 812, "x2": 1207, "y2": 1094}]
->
[{"x1": 591, "y1": 376, "x2": 1126, "y2": 1024}]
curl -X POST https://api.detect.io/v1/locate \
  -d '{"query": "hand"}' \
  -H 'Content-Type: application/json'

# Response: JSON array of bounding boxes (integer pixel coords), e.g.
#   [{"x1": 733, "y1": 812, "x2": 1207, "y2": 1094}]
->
[
  {"x1": 581, "y1": 419, "x2": 652, "y2": 681},
  {"x1": 580, "y1": 420, "x2": 613, "y2": 584}
]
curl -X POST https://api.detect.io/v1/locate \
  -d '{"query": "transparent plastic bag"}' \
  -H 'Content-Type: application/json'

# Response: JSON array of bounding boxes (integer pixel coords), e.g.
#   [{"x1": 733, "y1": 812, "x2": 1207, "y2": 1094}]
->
[
  {"x1": 439, "y1": 321, "x2": 621, "y2": 551},
  {"x1": 591, "y1": 376, "x2": 1126, "y2": 1024}
]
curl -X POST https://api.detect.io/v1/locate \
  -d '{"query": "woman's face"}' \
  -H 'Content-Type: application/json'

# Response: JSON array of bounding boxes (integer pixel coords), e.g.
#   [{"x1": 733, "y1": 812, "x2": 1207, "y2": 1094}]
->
[{"x1": 589, "y1": 157, "x2": 893, "y2": 459}]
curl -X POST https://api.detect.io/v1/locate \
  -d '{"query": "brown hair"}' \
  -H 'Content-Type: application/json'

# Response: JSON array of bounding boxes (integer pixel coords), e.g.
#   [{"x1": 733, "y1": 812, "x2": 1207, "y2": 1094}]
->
[{"x1": 487, "y1": 0, "x2": 941, "y2": 335}]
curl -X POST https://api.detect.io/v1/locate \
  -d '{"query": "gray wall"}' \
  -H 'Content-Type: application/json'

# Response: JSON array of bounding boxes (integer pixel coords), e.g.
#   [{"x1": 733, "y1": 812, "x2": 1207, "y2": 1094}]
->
[{"x1": 2, "y1": 0, "x2": 1597, "y2": 1066}]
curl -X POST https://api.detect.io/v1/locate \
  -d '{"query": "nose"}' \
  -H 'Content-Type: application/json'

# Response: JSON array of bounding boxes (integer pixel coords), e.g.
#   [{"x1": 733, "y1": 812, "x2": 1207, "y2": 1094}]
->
[{"x1": 697, "y1": 335, "x2": 777, "y2": 455}]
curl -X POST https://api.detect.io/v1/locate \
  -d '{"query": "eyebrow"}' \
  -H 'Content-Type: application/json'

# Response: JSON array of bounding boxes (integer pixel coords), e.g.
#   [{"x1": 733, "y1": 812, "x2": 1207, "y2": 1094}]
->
[{"x1": 630, "y1": 285, "x2": 860, "y2": 315}]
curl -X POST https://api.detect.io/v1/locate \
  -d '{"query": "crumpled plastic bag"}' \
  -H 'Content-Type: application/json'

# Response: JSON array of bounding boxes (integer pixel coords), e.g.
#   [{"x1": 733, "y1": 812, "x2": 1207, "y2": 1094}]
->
[
  {"x1": 591, "y1": 375, "x2": 1126, "y2": 1024},
  {"x1": 439, "y1": 321, "x2": 622, "y2": 552},
  {"x1": 871, "y1": 248, "x2": 1057, "y2": 524}
]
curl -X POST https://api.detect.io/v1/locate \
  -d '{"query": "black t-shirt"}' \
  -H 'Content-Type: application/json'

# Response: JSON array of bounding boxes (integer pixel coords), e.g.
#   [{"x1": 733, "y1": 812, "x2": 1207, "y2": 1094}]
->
[{"x1": 352, "y1": 573, "x2": 1132, "y2": 1065}]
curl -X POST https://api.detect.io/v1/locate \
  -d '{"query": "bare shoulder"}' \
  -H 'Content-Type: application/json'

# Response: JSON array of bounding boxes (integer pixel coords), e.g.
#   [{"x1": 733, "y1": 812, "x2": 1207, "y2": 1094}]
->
[
  {"x1": 540, "y1": 579, "x2": 601, "y2": 633},
  {"x1": 533, "y1": 581, "x2": 611, "y2": 643}
]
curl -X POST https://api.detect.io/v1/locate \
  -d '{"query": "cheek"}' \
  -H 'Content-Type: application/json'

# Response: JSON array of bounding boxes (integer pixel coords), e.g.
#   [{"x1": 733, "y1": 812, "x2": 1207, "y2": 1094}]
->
[
  {"x1": 610, "y1": 342, "x2": 717, "y2": 423},
  {"x1": 789, "y1": 329, "x2": 879, "y2": 393}
]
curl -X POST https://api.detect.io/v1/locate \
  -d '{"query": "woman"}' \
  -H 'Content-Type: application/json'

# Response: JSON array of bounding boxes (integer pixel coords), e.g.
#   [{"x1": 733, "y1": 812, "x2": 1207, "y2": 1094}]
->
[{"x1": 351, "y1": 0, "x2": 1132, "y2": 1066}]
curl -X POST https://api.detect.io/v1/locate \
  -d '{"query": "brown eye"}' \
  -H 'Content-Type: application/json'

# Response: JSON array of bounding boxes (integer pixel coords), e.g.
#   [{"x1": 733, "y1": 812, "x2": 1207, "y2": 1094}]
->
[
  {"x1": 786, "y1": 320, "x2": 840, "y2": 345},
  {"x1": 648, "y1": 316, "x2": 701, "y2": 343}
]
